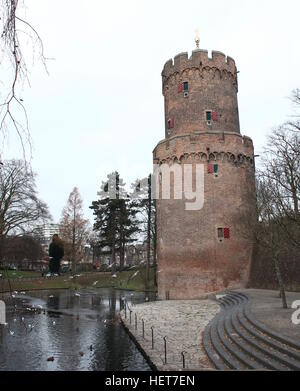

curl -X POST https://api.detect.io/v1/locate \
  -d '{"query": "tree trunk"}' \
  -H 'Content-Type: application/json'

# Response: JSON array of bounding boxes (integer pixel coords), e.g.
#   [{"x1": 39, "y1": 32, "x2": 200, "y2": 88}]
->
[
  {"x1": 146, "y1": 175, "x2": 151, "y2": 289},
  {"x1": 71, "y1": 204, "x2": 76, "y2": 274},
  {"x1": 119, "y1": 240, "x2": 125, "y2": 271},
  {"x1": 153, "y1": 199, "x2": 157, "y2": 287},
  {"x1": 119, "y1": 230, "x2": 125, "y2": 271},
  {"x1": 72, "y1": 224, "x2": 76, "y2": 274},
  {"x1": 274, "y1": 255, "x2": 288, "y2": 309},
  {"x1": 111, "y1": 238, "x2": 116, "y2": 276},
  {"x1": 111, "y1": 207, "x2": 117, "y2": 276}
]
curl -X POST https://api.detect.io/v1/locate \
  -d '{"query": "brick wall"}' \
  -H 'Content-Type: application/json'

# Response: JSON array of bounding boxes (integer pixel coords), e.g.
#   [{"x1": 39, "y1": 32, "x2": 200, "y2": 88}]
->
[{"x1": 154, "y1": 49, "x2": 256, "y2": 300}]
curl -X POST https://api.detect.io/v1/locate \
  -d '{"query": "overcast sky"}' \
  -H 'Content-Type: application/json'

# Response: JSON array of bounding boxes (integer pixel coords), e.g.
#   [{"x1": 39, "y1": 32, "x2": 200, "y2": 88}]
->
[{"x1": 1, "y1": 0, "x2": 300, "y2": 224}]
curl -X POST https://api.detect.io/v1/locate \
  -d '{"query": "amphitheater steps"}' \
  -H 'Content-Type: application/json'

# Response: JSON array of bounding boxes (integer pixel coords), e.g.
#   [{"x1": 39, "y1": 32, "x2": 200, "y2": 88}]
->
[{"x1": 203, "y1": 291, "x2": 300, "y2": 371}]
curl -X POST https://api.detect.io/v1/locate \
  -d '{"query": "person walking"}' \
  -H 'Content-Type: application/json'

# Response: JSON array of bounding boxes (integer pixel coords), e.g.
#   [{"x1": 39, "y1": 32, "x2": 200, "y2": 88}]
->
[{"x1": 48, "y1": 234, "x2": 64, "y2": 276}]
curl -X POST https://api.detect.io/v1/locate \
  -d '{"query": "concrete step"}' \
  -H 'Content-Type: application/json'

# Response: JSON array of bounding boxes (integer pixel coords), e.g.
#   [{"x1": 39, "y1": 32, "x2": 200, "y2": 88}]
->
[
  {"x1": 203, "y1": 291, "x2": 300, "y2": 371},
  {"x1": 236, "y1": 308, "x2": 300, "y2": 370}
]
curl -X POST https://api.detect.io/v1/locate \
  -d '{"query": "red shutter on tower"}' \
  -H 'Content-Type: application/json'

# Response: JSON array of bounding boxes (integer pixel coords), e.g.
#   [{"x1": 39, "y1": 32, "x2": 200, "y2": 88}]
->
[
  {"x1": 208, "y1": 164, "x2": 214, "y2": 174},
  {"x1": 169, "y1": 117, "x2": 174, "y2": 128},
  {"x1": 212, "y1": 111, "x2": 218, "y2": 121},
  {"x1": 178, "y1": 83, "x2": 183, "y2": 93},
  {"x1": 224, "y1": 227, "x2": 230, "y2": 239}
]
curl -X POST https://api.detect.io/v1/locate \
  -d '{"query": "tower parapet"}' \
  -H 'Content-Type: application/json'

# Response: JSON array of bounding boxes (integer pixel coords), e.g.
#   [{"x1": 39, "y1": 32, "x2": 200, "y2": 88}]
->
[
  {"x1": 162, "y1": 50, "x2": 237, "y2": 81},
  {"x1": 162, "y1": 49, "x2": 240, "y2": 138}
]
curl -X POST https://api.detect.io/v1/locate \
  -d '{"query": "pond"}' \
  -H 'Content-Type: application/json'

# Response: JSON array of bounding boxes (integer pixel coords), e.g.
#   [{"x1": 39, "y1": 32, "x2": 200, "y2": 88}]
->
[{"x1": 0, "y1": 288, "x2": 156, "y2": 371}]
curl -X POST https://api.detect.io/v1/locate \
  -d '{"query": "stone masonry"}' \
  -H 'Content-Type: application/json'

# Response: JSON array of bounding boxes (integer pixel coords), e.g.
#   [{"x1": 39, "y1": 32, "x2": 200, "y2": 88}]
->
[{"x1": 153, "y1": 49, "x2": 256, "y2": 300}]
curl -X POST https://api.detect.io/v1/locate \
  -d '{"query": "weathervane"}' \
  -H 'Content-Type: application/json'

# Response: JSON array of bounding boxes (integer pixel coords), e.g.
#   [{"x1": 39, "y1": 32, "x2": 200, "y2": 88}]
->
[{"x1": 195, "y1": 29, "x2": 200, "y2": 49}]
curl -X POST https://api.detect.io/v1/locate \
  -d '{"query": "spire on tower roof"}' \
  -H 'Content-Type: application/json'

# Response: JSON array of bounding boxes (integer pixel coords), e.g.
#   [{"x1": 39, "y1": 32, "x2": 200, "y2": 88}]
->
[{"x1": 195, "y1": 29, "x2": 200, "y2": 49}]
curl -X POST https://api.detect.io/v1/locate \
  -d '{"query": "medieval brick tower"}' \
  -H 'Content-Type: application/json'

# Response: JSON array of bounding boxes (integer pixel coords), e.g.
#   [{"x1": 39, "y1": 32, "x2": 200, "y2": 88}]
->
[{"x1": 153, "y1": 47, "x2": 256, "y2": 300}]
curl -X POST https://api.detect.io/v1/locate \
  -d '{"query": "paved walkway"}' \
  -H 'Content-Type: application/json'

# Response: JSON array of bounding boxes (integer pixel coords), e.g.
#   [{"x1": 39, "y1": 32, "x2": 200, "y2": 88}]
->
[
  {"x1": 241, "y1": 289, "x2": 300, "y2": 341},
  {"x1": 120, "y1": 300, "x2": 220, "y2": 371},
  {"x1": 120, "y1": 289, "x2": 300, "y2": 371}
]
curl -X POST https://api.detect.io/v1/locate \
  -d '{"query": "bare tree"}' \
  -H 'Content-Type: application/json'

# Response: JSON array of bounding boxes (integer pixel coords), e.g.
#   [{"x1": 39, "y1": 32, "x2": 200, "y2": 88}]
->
[
  {"x1": 0, "y1": 159, "x2": 51, "y2": 258},
  {"x1": 262, "y1": 127, "x2": 300, "y2": 248},
  {"x1": 255, "y1": 176, "x2": 288, "y2": 308},
  {"x1": 286, "y1": 88, "x2": 300, "y2": 132},
  {"x1": 59, "y1": 187, "x2": 90, "y2": 273},
  {"x1": 0, "y1": 0, "x2": 48, "y2": 160},
  {"x1": 131, "y1": 175, "x2": 157, "y2": 288}
]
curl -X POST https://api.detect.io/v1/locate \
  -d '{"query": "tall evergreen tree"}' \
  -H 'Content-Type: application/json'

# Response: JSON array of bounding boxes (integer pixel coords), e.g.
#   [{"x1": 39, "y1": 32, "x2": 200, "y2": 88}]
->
[{"x1": 90, "y1": 172, "x2": 139, "y2": 274}]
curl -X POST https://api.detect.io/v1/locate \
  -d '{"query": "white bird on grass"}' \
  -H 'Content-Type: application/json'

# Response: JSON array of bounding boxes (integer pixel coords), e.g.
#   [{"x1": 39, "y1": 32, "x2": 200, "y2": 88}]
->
[{"x1": 129, "y1": 271, "x2": 139, "y2": 281}]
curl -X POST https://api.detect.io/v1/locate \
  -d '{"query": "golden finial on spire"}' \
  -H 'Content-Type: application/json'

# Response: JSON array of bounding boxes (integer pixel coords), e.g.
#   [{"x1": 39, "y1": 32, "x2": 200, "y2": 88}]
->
[{"x1": 195, "y1": 29, "x2": 200, "y2": 49}]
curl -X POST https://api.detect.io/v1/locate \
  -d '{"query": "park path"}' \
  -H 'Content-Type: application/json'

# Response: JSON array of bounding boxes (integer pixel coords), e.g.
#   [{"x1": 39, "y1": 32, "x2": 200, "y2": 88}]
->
[
  {"x1": 120, "y1": 299, "x2": 220, "y2": 370},
  {"x1": 120, "y1": 289, "x2": 300, "y2": 371}
]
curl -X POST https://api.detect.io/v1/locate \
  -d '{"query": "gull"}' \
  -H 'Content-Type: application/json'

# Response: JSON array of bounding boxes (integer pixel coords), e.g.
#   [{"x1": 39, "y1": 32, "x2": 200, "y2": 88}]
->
[
  {"x1": 75, "y1": 293, "x2": 81, "y2": 297},
  {"x1": 12, "y1": 294, "x2": 16, "y2": 298},
  {"x1": 93, "y1": 281, "x2": 98, "y2": 286},
  {"x1": 9, "y1": 331, "x2": 14, "y2": 336},
  {"x1": 112, "y1": 274, "x2": 117, "y2": 278},
  {"x1": 129, "y1": 271, "x2": 139, "y2": 281},
  {"x1": 49, "y1": 295, "x2": 54, "y2": 298},
  {"x1": 13, "y1": 291, "x2": 18, "y2": 294}
]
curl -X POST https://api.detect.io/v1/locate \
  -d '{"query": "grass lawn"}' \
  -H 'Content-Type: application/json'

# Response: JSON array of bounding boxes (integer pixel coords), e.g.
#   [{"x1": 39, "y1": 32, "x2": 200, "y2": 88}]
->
[
  {"x1": 0, "y1": 267, "x2": 157, "y2": 293},
  {"x1": 2, "y1": 270, "x2": 41, "y2": 279}
]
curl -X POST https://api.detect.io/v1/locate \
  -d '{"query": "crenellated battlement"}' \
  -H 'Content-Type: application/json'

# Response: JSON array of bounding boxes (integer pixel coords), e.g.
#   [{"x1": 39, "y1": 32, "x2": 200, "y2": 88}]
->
[{"x1": 162, "y1": 49, "x2": 237, "y2": 82}]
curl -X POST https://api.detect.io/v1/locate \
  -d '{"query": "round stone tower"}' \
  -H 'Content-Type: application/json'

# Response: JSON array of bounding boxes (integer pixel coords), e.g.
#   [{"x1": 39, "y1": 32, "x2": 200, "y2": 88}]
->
[{"x1": 153, "y1": 48, "x2": 256, "y2": 300}]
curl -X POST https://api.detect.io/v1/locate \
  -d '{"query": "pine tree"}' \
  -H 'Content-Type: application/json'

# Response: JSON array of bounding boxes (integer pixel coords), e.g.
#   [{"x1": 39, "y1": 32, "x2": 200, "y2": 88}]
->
[{"x1": 90, "y1": 172, "x2": 139, "y2": 274}]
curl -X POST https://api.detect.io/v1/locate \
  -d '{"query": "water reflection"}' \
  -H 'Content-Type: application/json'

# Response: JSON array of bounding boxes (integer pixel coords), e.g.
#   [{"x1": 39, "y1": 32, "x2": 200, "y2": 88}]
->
[{"x1": 0, "y1": 288, "x2": 156, "y2": 371}]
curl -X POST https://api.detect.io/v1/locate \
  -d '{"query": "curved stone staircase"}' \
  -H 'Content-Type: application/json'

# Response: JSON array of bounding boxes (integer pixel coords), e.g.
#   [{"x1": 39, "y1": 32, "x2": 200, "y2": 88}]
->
[{"x1": 203, "y1": 291, "x2": 300, "y2": 370}]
